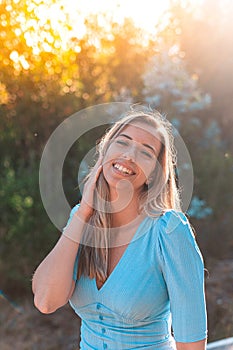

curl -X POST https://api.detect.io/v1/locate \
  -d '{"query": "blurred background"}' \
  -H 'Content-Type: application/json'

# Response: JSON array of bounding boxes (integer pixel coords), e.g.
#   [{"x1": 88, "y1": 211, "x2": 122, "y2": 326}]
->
[{"x1": 0, "y1": 0, "x2": 232, "y2": 348}]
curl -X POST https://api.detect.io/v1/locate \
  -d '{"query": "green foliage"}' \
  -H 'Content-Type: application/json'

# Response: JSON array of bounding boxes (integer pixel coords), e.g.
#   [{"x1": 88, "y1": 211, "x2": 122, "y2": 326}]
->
[
  {"x1": 191, "y1": 145, "x2": 233, "y2": 258},
  {"x1": 0, "y1": 0, "x2": 152, "y2": 296},
  {"x1": 142, "y1": 48, "x2": 211, "y2": 114},
  {"x1": 140, "y1": 0, "x2": 233, "y2": 261},
  {"x1": 0, "y1": 159, "x2": 56, "y2": 295}
]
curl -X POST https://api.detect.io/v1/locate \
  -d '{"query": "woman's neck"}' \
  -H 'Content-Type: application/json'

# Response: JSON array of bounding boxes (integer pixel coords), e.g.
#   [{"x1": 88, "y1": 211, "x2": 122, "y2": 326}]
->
[
  {"x1": 110, "y1": 195, "x2": 143, "y2": 227},
  {"x1": 109, "y1": 198, "x2": 146, "y2": 247}
]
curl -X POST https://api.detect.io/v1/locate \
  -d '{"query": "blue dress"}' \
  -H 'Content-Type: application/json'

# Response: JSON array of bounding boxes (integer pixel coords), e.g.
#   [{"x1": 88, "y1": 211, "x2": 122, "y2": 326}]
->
[{"x1": 65, "y1": 205, "x2": 207, "y2": 349}]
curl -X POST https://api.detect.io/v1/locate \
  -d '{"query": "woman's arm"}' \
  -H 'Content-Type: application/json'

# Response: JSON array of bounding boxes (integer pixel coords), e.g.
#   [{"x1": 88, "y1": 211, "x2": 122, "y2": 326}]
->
[
  {"x1": 176, "y1": 339, "x2": 207, "y2": 350},
  {"x1": 32, "y1": 157, "x2": 103, "y2": 314},
  {"x1": 158, "y1": 211, "x2": 208, "y2": 344},
  {"x1": 32, "y1": 211, "x2": 86, "y2": 314}
]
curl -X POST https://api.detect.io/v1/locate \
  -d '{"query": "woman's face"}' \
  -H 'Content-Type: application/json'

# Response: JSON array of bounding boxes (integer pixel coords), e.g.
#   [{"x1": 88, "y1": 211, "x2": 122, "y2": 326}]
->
[{"x1": 102, "y1": 122, "x2": 161, "y2": 198}]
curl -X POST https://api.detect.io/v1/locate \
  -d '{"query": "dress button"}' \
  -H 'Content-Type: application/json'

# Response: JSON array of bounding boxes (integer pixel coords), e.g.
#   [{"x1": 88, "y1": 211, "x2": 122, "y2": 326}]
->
[
  {"x1": 99, "y1": 315, "x2": 103, "y2": 320},
  {"x1": 97, "y1": 304, "x2": 101, "y2": 310},
  {"x1": 102, "y1": 328, "x2": 106, "y2": 334},
  {"x1": 103, "y1": 343, "x2": 107, "y2": 349}
]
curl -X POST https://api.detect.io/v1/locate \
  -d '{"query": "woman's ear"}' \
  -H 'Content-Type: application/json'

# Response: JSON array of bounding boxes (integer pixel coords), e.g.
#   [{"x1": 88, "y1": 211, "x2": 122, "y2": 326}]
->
[
  {"x1": 147, "y1": 167, "x2": 157, "y2": 185},
  {"x1": 145, "y1": 176, "x2": 153, "y2": 186}
]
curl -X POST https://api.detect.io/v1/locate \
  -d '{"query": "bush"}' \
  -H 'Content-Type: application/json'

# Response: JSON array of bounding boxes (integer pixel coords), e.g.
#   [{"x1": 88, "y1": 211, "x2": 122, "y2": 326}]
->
[{"x1": 0, "y1": 159, "x2": 56, "y2": 296}]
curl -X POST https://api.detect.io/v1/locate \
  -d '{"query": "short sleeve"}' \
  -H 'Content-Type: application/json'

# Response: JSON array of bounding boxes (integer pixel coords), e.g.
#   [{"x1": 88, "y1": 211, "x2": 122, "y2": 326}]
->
[
  {"x1": 157, "y1": 210, "x2": 208, "y2": 342},
  {"x1": 63, "y1": 204, "x2": 80, "y2": 281}
]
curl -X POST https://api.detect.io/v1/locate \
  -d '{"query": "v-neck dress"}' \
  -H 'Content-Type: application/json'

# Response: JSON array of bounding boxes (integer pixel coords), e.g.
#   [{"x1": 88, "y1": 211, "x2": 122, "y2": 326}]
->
[{"x1": 65, "y1": 205, "x2": 207, "y2": 349}]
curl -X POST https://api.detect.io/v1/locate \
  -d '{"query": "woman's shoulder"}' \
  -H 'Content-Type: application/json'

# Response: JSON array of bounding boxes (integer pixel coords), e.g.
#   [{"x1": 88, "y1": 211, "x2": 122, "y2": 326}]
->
[
  {"x1": 154, "y1": 209, "x2": 203, "y2": 264},
  {"x1": 159, "y1": 209, "x2": 190, "y2": 234},
  {"x1": 151, "y1": 209, "x2": 196, "y2": 244}
]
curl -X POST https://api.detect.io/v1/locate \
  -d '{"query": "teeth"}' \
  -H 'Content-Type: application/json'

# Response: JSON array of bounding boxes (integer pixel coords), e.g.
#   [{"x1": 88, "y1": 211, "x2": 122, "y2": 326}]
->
[{"x1": 113, "y1": 163, "x2": 134, "y2": 175}]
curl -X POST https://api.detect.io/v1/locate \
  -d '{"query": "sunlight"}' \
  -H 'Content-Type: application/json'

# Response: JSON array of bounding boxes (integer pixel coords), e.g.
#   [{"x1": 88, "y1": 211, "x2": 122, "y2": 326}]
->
[
  {"x1": 1, "y1": 0, "x2": 205, "y2": 62},
  {"x1": 18, "y1": 0, "x2": 172, "y2": 55},
  {"x1": 65, "y1": 0, "x2": 170, "y2": 36},
  {"x1": 64, "y1": 0, "x2": 204, "y2": 36},
  {"x1": 9, "y1": 50, "x2": 30, "y2": 70}
]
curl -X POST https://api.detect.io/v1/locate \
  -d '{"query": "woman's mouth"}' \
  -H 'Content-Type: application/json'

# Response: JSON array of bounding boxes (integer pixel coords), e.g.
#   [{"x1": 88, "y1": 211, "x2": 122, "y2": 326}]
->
[{"x1": 112, "y1": 162, "x2": 135, "y2": 176}]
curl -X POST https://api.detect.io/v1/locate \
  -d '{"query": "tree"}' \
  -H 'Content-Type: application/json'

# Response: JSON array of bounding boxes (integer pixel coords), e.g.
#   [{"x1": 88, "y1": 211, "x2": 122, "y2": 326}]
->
[{"x1": 144, "y1": 0, "x2": 233, "y2": 259}]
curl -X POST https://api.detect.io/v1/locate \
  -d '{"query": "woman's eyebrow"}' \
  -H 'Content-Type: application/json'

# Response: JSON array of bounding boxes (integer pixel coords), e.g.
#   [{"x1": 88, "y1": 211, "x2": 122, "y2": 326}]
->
[{"x1": 118, "y1": 133, "x2": 156, "y2": 154}]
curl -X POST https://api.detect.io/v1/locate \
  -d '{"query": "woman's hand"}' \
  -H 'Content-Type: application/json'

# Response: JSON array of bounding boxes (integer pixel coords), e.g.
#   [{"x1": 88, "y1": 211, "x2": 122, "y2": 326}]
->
[
  {"x1": 78, "y1": 156, "x2": 103, "y2": 221},
  {"x1": 176, "y1": 339, "x2": 207, "y2": 350}
]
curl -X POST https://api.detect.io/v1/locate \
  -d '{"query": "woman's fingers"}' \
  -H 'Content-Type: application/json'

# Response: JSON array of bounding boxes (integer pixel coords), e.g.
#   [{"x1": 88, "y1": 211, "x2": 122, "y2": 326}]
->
[
  {"x1": 79, "y1": 156, "x2": 104, "y2": 219},
  {"x1": 85, "y1": 159, "x2": 103, "y2": 186},
  {"x1": 93, "y1": 155, "x2": 103, "y2": 171}
]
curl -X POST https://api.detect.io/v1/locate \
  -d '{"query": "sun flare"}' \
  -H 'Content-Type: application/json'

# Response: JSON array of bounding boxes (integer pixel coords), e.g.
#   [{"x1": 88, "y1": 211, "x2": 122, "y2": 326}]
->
[{"x1": 4, "y1": 0, "x2": 204, "y2": 68}]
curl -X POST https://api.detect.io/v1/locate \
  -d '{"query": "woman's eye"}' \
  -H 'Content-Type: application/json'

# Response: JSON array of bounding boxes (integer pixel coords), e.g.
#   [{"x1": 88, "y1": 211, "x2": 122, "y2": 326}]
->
[
  {"x1": 116, "y1": 140, "x2": 128, "y2": 146},
  {"x1": 141, "y1": 150, "x2": 153, "y2": 159}
]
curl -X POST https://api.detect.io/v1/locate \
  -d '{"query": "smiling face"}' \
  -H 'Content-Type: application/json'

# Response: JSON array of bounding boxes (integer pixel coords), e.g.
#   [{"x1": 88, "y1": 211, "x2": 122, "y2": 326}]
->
[{"x1": 102, "y1": 122, "x2": 161, "y2": 200}]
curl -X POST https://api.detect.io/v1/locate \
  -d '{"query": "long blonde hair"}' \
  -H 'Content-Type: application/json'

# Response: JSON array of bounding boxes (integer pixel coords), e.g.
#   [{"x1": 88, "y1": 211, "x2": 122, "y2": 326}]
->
[{"x1": 77, "y1": 109, "x2": 181, "y2": 282}]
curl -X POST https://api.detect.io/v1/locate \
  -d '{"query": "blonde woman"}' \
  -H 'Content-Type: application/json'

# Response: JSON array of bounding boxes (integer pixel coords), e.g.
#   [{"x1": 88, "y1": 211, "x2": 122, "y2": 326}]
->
[{"x1": 32, "y1": 109, "x2": 207, "y2": 349}]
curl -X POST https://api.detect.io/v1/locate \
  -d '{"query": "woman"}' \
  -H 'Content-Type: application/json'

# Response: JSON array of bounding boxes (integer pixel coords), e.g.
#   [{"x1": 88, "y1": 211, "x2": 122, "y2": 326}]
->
[{"x1": 32, "y1": 109, "x2": 207, "y2": 349}]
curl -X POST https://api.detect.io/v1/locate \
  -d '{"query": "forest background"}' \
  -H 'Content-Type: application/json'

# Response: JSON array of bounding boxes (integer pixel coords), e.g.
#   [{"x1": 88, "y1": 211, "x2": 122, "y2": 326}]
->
[{"x1": 0, "y1": 0, "x2": 233, "y2": 348}]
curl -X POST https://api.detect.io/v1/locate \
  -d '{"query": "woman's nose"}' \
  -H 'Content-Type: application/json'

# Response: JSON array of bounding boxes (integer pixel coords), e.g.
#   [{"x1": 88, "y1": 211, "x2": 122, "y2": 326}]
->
[{"x1": 122, "y1": 145, "x2": 137, "y2": 160}]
